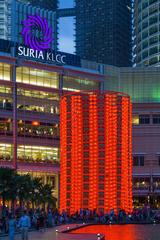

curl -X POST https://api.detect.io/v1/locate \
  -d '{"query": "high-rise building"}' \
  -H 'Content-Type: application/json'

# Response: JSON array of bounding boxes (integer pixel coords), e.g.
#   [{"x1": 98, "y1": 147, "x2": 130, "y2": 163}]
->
[
  {"x1": 133, "y1": 0, "x2": 160, "y2": 67},
  {"x1": 75, "y1": 0, "x2": 132, "y2": 67},
  {"x1": 0, "y1": 0, "x2": 11, "y2": 40},
  {"x1": 60, "y1": 92, "x2": 133, "y2": 214},
  {"x1": 28, "y1": 0, "x2": 58, "y2": 11}
]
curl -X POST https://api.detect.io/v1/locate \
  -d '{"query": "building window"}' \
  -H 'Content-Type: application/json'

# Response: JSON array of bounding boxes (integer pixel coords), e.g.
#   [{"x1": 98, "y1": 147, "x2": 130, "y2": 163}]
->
[
  {"x1": 133, "y1": 177, "x2": 150, "y2": 190},
  {"x1": 139, "y1": 115, "x2": 150, "y2": 124},
  {"x1": 17, "y1": 145, "x2": 59, "y2": 164},
  {"x1": 16, "y1": 67, "x2": 59, "y2": 88},
  {"x1": 133, "y1": 156, "x2": 144, "y2": 166},
  {"x1": 132, "y1": 115, "x2": 139, "y2": 125},
  {"x1": 0, "y1": 63, "x2": 11, "y2": 81},
  {"x1": 153, "y1": 114, "x2": 160, "y2": 124},
  {"x1": 0, "y1": 143, "x2": 12, "y2": 161}
]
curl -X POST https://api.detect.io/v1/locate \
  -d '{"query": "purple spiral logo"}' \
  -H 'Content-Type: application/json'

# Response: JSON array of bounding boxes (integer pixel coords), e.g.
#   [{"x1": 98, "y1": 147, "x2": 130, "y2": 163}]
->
[{"x1": 21, "y1": 15, "x2": 53, "y2": 51}]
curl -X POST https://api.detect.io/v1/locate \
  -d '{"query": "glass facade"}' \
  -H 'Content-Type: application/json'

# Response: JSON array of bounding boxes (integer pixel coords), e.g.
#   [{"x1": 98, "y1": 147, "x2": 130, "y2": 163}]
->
[
  {"x1": 0, "y1": 63, "x2": 11, "y2": 81},
  {"x1": 28, "y1": 0, "x2": 58, "y2": 11},
  {"x1": 134, "y1": 0, "x2": 160, "y2": 66},
  {"x1": 0, "y1": 143, "x2": 13, "y2": 161},
  {"x1": 75, "y1": 0, "x2": 132, "y2": 66},
  {"x1": 17, "y1": 145, "x2": 59, "y2": 164},
  {"x1": 0, "y1": 0, "x2": 11, "y2": 40},
  {"x1": 63, "y1": 76, "x2": 99, "y2": 91},
  {"x1": 16, "y1": 67, "x2": 59, "y2": 88},
  {"x1": 105, "y1": 66, "x2": 160, "y2": 103}
]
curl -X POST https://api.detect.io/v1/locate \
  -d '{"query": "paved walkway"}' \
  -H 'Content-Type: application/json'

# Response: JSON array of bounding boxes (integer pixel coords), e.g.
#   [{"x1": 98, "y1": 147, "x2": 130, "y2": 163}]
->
[{"x1": 2, "y1": 224, "x2": 102, "y2": 240}]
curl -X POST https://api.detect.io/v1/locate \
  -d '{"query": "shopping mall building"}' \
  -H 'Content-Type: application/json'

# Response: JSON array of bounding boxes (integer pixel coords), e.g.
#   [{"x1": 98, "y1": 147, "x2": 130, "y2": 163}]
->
[
  {"x1": 0, "y1": 40, "x2": 103, "y2": 204},
  {"x1": 2, "y1": 45, "x2": 160, "y2": 208}
]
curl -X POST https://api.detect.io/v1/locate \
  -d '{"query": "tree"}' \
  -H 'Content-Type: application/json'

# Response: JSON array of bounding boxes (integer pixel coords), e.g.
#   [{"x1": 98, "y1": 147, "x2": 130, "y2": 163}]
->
[
  {"x1": 16, "y1": 174, "x2": 32, "y2": 208},
  {"x1": 0, "y1": 168, "x2": 57, "y2": 210},
  {"x1": 39, "y1": 183, "x2": 57, "y2": 209},
  {"x1": 0, "y1": 168, "x2": 16, "y2": 207}
]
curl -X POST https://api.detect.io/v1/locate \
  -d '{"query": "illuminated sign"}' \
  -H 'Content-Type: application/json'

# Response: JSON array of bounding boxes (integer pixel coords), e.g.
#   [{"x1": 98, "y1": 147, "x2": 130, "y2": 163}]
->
[
  {"x1": 16, "y1": 15, "x2": 81, "y2": 67},
  {"x1": 21, "y1": 15, "x2": 53, "y2": 51},
  {"x1": 18, "y1": 46, "x2": 66, "y2": 64},
  {"x1": 19, "y1": 15, "x2": 65, "y2": 64}
]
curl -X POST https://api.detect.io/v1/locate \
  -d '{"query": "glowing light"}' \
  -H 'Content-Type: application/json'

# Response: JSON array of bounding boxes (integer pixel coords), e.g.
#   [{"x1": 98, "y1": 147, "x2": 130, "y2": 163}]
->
[
  {"x1": 60, "y1": 92, "x2": 132, "y2": 214},
  {"x1": 32, "y1": 121, "x2": 40, "y2": 126},
  {"x1": 21, "y1": 15, "x2": 53, "y2": 51}
]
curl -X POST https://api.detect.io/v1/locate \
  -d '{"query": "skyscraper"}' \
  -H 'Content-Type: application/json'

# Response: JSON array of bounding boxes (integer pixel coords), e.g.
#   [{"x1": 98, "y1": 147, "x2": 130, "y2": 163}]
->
[
  {"x1": 0, "y1": 0, "x2": 11, "y2": 40},
  {"x1": 29, "y1": 0, "x2": 58, "y2": 11},
  {"x1": 75, "y1": 0, "x2": 132, "y2": 67},
  {"x1": 133, "y1": 0, "x2": 160, "y2": 67}
]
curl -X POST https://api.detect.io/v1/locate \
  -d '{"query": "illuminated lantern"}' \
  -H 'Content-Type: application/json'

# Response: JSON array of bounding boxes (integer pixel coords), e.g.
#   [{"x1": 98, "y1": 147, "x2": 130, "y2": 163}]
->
[{"x1": 60, "y1": 92, "x2": 132, "y2": 214}]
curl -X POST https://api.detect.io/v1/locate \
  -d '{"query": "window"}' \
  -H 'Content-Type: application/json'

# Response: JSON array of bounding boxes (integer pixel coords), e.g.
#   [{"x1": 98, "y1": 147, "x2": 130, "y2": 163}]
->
[
  {"x1": 149, "y1": 16, "x2": 158, "y2": 25},
  {"x1": 133, "y1": 156, "x2": 144, "y2": 166},
  {"x1": 16, "y1": 67, "x2": 59, "y2": 88},
  {"x1": 0, "y1": 143, "x2": 12, "y2": 161},
  {"x1": 149, "y1": 46, "x2": 158, "y2": 55},
  {"x1": 142, "y1": 50, "x2": 148, "y2": 59},
  {"x1": 149, "y1": 56, "x2": 158, "y2": 65},
  {"x1": 149, "y1": 25, "x2": 158, "y2": 35},
  {"x1": 133, "y1": 177, "x2": 150, "y2": 190},
  {"x1": 139, "y1": 115, "x2": 150, "y2": 124},
  {"x1": 142, "y1": 40, "x2": 148, "y2": 49},
  {"x1": 0, "y1": 63, "x2": 11, "y2": 81},
  {"x1": 149, "y1": 36, "x2": 158, "y2": 45},
  {"x1": 153, "y1": 114, "x2": 160, "y2": 124},
  {"x1": 17, "y1": 145, "x2": 59, "y2": 164}
]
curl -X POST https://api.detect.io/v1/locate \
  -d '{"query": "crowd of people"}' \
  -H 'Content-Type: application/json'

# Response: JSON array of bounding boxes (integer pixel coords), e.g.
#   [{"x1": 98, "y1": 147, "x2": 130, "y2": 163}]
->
[{"x1": 0, "y1": 205, "x2": 160, "y2": 239}]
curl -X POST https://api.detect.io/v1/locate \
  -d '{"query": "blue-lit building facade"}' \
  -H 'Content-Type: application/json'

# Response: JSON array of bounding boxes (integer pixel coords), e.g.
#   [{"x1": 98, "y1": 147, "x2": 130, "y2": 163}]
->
[
  {"x1": 75, "y1": 0, "x2": 132, "y2": 66},
  {"x1": 133, "y1": 0, "x2": 160, "y2": 67}
]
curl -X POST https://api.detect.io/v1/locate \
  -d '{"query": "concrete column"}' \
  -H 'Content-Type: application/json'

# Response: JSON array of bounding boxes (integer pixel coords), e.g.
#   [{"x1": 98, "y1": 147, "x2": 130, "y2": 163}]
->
[{"x1": 12, "y1": 65, "x2": 17, "y2": 170}]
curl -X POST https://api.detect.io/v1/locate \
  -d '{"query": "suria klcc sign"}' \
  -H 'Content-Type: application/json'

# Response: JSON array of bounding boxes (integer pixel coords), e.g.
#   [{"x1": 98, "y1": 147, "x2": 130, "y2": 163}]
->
[{"x1": 18, "y1": 15, "x2": 66, "y2": 64}]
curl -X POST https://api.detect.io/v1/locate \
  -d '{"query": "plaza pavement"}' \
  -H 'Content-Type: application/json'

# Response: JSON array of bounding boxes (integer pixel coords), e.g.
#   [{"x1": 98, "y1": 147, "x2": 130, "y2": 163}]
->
[{"x1": 1, "y1": 224, "x2": 102, "y2": 240}]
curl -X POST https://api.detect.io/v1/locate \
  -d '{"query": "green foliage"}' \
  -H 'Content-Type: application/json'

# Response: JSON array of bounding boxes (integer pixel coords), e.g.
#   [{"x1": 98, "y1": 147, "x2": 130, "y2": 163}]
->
[{"x1": 0, "y1": 168, "x2": 56, "y2": 208}]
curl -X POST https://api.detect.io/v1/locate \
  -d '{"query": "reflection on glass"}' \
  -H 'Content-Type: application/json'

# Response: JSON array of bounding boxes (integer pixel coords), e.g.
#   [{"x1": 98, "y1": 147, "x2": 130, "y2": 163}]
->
[{"x1": 63, "y1": 76, "x2": 99, "y2": 91}]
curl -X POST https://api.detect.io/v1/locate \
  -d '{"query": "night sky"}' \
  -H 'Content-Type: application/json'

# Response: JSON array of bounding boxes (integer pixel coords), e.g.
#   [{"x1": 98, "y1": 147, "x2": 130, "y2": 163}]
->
[{"x1": 58, "y1": 0, "x2": 75, "y2": 54}]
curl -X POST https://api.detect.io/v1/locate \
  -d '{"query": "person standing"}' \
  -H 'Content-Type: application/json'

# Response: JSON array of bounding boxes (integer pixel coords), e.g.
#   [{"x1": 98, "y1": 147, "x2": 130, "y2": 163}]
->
[
  {"x1": 18, "y1": 211, "x2": 31, "y2": 240},
  {"x1": 8, "y1": 214, "x2": 16, "y2": 240}
]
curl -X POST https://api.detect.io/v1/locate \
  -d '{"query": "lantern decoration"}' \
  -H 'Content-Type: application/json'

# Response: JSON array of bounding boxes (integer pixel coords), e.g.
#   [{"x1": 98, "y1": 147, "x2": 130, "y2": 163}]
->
[{"x1": 60, "y1": 91, "x2": 132, "y2": 214}]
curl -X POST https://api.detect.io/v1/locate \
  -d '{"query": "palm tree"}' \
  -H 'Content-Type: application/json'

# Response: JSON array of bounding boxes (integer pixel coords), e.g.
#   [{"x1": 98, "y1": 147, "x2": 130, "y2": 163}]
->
[
  {"x1": 16, "y1": 174, "x2": 32, "y2": 208},
  {"x1": 0, "y1": 168, "x2": 16, "y2": 207},
  {"x1": 0, "y1": 168, "x2": 57, "y2": 210},
  {"x1": 29, "y1": 177, "x2": 43, "y2": 209},
  {"x1": 39, "y1": 183, "x2": 57, "y2": 209}
]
